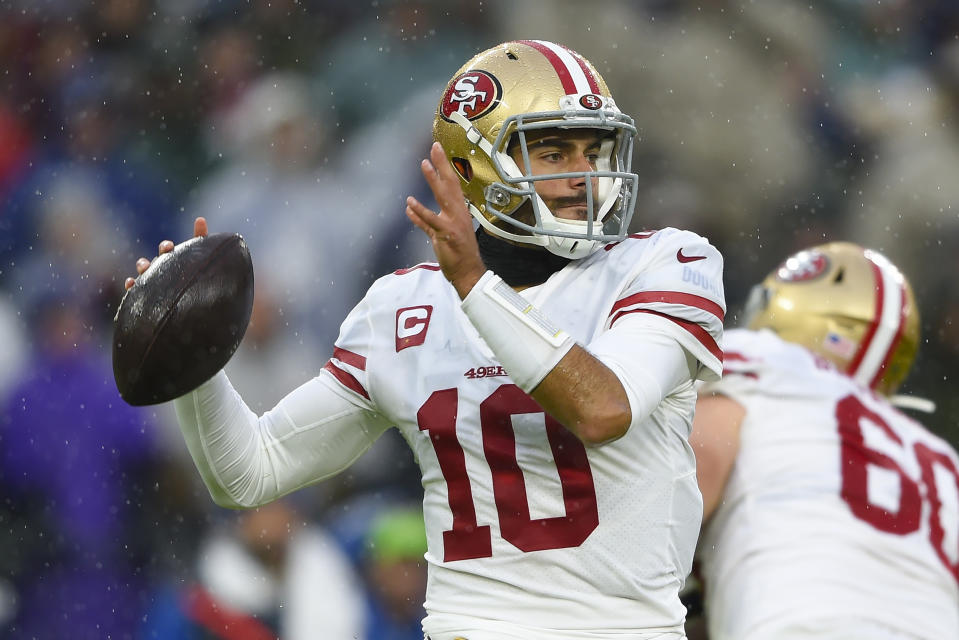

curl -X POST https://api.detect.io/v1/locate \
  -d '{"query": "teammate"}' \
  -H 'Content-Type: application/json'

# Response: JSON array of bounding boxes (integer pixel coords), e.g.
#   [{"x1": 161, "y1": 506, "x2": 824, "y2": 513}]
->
[
  {"x1": 690, "y1": 242, "x2": 959, "y2": 640},
  {"x1": 130, "y1": 41, "x2": 726, "y2": 639}
]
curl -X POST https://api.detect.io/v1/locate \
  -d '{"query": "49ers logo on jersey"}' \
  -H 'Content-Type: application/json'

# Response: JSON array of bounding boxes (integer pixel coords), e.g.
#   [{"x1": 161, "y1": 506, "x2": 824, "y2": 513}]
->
[
  {"x1": 396, "y1": 305, "x2": 433, "y2": 352},
  {"x1": 440, "y1": 70, "x2": 502, "y2": 121},
  {"x1": 776, "y1": 250, "x2": 829, "y2": 282}
]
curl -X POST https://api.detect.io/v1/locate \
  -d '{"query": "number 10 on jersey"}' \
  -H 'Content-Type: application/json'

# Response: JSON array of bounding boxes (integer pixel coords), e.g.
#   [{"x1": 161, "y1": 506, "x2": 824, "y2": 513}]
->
[{"x1": 418, "y1": 384, "x2": 599, "y2": 561}]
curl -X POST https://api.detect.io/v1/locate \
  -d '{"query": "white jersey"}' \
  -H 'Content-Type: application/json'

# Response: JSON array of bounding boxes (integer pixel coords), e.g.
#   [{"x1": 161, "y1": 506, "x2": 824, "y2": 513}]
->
[
  {"x1": 697, "y1": 328, "x2": 959, "y2": 640},
  {"x1": 323, "y1": 228, "x2": 724, "y2": 638}
]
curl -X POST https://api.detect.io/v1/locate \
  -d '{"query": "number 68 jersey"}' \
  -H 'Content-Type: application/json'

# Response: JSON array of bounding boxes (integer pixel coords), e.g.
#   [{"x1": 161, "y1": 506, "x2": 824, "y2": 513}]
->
[
  {"x1": 697, "y1": 328, "x2": 959, "y2": 640},
  {"x1": 322, "y1": 228, "x2": 725, "y2": 638}
]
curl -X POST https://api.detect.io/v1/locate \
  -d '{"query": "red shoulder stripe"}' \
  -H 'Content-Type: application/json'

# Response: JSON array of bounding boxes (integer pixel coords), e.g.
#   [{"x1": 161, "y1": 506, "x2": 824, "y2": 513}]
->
[
  {"x1": 610, "y1": 290, "x2": 725, "y2": 323},
  {"x1": 323, "y1": 361, "x2": 370, "y2": 400},
  {"x1": 333, "y1": 347, "x2": 366, "y2": 371},
  {"x1": 611, "y1": 308, "x2": 723, "y2": 363},
  {"x1": 722, "y1": 368, "x2": 758, "y2": 379},
  {"x1": 603, "y1": 231, "x2": 658, "y2": 251},
  {"x1": 394, "y1": 264, "x2": 441, "y2": 275}
]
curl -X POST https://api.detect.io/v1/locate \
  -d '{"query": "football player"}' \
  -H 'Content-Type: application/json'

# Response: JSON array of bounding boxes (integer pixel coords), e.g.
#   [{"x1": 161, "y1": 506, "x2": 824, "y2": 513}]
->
[
  {"x1": 131, "y1": 41, "x2": 726, "y2": 639},
  {"x1": 690, "y1": 242, "x2": 959, "y2": 640}
]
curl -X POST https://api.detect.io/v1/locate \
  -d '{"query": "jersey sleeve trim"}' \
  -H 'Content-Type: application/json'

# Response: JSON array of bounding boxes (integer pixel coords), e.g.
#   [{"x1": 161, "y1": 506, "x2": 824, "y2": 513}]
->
[
  {"x1": 614, "y1": 308, "x2": 722, "y2": 363},
  {"x1": 322, "y1": 362, "x2": 369, "y2": 400},
  {"x1": 721, "y1": 351, "x2": 759, "y2": 379},
  {"x1": 610, "y1": 290, "x2": 725, "y2": 323},
  {"x1": 333, "y1": 347, "x2": 367, "y2": 370},
  {"x1": 393, "y1": 263, "x2": 441, "y2": 275},
  {"x1": 324, "y1": 347, "x2": 370, "y2": 400},
  {"x1": 602, "y1": 230, "x2": 658, "y2": 251},
  {"x1": 722, "y1": 369, "x2": 758, "y2": 379}
]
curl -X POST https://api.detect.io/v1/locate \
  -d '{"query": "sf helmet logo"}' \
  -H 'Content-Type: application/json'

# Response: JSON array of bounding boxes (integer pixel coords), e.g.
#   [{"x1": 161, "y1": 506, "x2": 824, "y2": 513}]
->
[
  {"x1": 776, "y1": 250, "x2": 830, "y2": 282},
  {"x1": 579, "y1": 94, "x2": 604, "y2": 110},
  {"x1": 441, "y1": 70, "x2": 502, "y2": 121}
]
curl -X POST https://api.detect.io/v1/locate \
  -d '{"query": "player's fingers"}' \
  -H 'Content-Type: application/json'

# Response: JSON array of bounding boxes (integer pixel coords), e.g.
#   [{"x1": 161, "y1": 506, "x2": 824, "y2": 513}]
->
[
  {"x1": 406, "y1": 195, "x2": 439, "y2": 222},
  {"x1": 418, "y1": 163, "x2": 460, "y2": 216},
  {"x1": 419, "y1": 154, "x2": 456, "y2": 198},
  {"x1": 159, "y1": 240, "x2": 174, "y2": 254},
  {"x1": 136, "y1": 257, "x2": 151, "y2": 275},
  {"x1": 422, "y1": 144, "x2": 468, "y2": 216},
  {"x1": 406, "y1": 200, "x2": 444, "y2": 235},
  {"x1": 430, "y1": 142, "x2": 457, "y2": 181},
  {"x1": 419, "y1": 157, "x2": 442, "y2": 190},
  {"x1": 124, "y1": 276, "x2": 135, "y2": 290},
  {"x1": 194, "y1": 217, "x2": 208, "y2": 238},
  {"x1": 406, "y1": 205, "x2": 435, "y2": 238}
]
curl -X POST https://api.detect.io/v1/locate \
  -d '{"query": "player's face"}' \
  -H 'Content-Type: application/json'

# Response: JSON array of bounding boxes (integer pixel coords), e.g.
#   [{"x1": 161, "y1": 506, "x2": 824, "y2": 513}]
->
[{"x1": 509, "y1": 129, "x2": 605, "y2": 221}]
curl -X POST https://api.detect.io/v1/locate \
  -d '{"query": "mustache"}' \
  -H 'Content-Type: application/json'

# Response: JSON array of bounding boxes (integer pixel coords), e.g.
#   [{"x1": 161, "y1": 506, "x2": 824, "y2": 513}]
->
[{"x1": 550, "y1": 196, "x2": 589, "y2": 208}]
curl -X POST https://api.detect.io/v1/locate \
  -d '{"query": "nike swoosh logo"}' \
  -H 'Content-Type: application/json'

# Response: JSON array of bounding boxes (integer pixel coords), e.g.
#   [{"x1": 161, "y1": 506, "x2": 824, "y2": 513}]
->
[{"x1": 676, "y1": 248, "x2": 707, "y2": 263}]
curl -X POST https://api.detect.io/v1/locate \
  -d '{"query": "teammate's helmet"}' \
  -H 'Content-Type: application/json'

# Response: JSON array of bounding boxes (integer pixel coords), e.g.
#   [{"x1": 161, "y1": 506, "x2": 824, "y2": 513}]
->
[
  {"x1": 744, "y1": 241, "x2": 919, "y2": 395},
  {"x1": 433, "y1": 40, "x2": 638, "y2": 259}
]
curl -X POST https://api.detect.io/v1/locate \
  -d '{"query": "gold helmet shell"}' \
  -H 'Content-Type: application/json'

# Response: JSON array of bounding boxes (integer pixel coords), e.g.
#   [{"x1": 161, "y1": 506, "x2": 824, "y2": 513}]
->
[
  {"x1": 432, "y1": 40, "x2": 638, "y2": 259},
  {"x1": 744, "y1": 241, "x2": 919, "y2": 395}
]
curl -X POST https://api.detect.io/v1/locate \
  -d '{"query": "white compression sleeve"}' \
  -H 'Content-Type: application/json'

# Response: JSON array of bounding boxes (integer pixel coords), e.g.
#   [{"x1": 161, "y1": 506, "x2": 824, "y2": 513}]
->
[{"x1": 173, "y1": 370, "x2": 392, "y2": 508}]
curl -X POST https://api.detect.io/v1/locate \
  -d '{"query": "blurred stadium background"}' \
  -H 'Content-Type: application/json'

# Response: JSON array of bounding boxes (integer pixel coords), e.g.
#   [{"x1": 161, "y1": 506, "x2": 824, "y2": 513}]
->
[{"x1": 1, "y1": 0, "x2": 958, "y2": 637}]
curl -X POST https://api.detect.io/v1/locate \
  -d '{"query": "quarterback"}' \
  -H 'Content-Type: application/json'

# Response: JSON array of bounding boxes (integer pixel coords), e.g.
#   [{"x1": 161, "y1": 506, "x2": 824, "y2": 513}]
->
[
  {"x1": 691, "y1": 242, "x2": 959, "y2": 640},
  {"x1": 131, "y1": 41, "x2": 726, "y2": 639}
]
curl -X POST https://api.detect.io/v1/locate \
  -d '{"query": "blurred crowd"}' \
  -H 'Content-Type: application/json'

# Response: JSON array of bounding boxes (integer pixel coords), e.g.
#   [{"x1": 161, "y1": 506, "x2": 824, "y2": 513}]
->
[{"x1": 0, "y1": 0, "x2": 957, "y2": 638}]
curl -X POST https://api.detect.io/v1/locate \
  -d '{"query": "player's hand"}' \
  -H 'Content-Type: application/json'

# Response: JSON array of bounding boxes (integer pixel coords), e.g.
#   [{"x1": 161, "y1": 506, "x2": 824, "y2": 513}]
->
[
  {"x1": 406, "y1": 141, "x2": 486, "y2": 299},
  {"x1": 124, "y1": 217, "x2": 209, "y2": 290}
]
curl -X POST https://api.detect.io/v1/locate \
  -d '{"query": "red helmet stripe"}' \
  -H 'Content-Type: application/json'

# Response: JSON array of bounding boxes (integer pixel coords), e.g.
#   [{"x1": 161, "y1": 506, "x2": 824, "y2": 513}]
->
[
  {"x1": 846, "y1": 261, "x2": 884, "y2": 382},
  {"x1": 847, "y1": 253, "x2": 907, "y2": 389},
  {"x1": 869, "y1": 284, "x2": 908, "y2": 389},
  {"x1": 559, "y1": 43, "x2": 602, "y2": 94},
  {"x1": 519, "y1": 40, "x2": 600, "y2": 95}
]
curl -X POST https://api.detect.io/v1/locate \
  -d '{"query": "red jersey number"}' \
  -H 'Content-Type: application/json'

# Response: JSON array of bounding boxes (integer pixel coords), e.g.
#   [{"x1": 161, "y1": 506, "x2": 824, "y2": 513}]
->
[
  {"x1": 418, "y1": 384, "x2": 599, "y2": 562},
  {"x1": 836, "y1": 394, "x2": 959, "y2": 580}
]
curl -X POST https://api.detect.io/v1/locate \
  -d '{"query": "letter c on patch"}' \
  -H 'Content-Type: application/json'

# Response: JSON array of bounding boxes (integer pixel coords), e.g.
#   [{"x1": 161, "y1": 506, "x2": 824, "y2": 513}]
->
[{"x1": 396, "y1": 305, "x2": 433, "y2": 352}]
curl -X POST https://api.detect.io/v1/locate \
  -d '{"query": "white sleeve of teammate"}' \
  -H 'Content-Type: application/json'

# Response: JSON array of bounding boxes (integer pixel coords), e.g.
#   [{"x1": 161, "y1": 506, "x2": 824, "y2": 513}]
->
[
  {"x1": 698, "y1": 328, "x2": 769, "y2": 402},
  {"x1": 173, "y1": 370, "x2": 392, "y2": 509}
]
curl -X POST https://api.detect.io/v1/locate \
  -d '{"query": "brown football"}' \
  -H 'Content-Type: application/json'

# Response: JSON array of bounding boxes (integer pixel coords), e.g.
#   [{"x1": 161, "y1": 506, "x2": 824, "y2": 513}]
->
[{"x1": 112, "y1": 232, "x2": 254, "y2": 406}]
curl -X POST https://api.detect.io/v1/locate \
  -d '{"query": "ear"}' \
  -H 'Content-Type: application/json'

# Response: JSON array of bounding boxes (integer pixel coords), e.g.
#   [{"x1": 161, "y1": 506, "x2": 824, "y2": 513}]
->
[{"x1": 451, "y1": 157, "x2": 473, "y2": 182}]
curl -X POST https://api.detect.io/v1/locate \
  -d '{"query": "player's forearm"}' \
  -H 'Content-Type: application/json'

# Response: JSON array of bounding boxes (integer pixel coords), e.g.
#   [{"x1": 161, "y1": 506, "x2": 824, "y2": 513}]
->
[
  {"x1": 531, "y1": 345, "x2": 632, "y2": 445},
  {"x1": 173, "y1": 372, "x2": 261, "y2": 507},
  {"x1": 460, "y1": 271, "x2": 632, "y2": 445},
  {"x1": 690, "y1": 393, "x2": 745, "y2": 521},
  {"x1": 173, "y1": 371, "x2": 388, "y2": 508}
]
